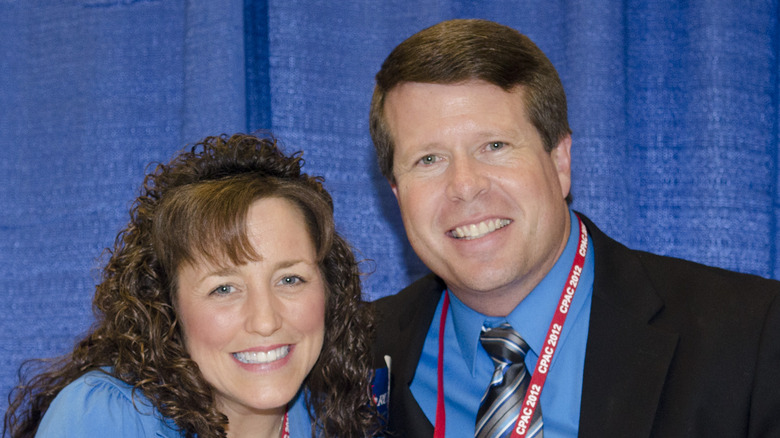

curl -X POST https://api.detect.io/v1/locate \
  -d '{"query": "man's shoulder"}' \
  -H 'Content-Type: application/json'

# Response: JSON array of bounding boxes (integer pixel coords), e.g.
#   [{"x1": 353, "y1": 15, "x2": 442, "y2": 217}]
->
[
  {"x1": 371, "y1": 273, "x2": 444, "y2": 351},
  {"x1": 580, "y1": 215, "x2": 780, "y2": 438},
  {"x1": 632, "y1": 248, "x2": 780, "y2": 306},
  {"x1": 583, "y1": 212, "x2": 780, "y2": 298},
  {"x1": 373, "y1": 272, "x2": 445, "y2": 314},
  {"x1": 635, "y1": 247, "x2": 779, "y2": 284},
  {"x1": 587, "y1": 214, "x2": 780, "y2": 324}
]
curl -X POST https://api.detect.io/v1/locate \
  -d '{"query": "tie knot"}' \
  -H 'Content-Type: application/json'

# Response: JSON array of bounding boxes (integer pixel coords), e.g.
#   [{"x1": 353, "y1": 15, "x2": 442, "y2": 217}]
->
[{"x1": 480, "y1": 323, "x2": 530, "y2": 364}]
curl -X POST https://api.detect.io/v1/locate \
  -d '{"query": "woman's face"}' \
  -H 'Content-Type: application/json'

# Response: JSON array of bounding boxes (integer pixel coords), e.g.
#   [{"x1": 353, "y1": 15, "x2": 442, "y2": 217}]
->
[{"x1": 176, "y1": 197, "x2": 326, "y2": 420}]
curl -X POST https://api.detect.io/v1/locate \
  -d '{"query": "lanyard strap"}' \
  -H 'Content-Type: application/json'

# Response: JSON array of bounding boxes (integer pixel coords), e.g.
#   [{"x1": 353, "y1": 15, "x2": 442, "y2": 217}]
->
[
  {"x1": 434, "y1": 215, "x2": 588, "y2": 438},
  {"x1": 433, "y1": 291, "x2": 451, "y2": 438},
  {"x1": 280, "y1": 409, "x2": 290, "y2": 438}
]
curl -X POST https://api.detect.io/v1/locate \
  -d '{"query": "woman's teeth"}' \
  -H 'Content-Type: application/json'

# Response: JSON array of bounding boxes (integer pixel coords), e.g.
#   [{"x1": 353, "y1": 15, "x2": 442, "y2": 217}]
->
[{"x1": 233, "y1": 346, "x2": 290, "y2": 364}]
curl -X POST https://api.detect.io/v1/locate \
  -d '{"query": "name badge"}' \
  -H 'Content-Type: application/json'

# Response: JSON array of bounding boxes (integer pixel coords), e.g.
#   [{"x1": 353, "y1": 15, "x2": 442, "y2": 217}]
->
[{"x1": 372, "y1": 355, "x2": 391, "y2": 423}]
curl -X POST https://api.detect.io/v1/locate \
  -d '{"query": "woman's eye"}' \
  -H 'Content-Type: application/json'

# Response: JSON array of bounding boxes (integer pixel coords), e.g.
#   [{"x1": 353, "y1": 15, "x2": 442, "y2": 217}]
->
[
  {"x1": 279, "y1": 275, "x2": 304, "y2": 286},
  {"x1": 211, "y1": 285, "x2": 235, "y2": 296}
]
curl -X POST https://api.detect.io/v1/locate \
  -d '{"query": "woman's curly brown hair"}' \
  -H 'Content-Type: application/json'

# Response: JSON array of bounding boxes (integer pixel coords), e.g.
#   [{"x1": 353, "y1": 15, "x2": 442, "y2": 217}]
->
[{"x1": 4, "y1": 133, "x2": 379, "y2": 437}]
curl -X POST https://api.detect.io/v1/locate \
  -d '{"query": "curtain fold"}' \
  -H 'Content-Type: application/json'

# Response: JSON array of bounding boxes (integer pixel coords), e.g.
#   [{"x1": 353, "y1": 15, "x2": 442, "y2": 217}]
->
[
  {"x1": 244, "y1": 0, "x2": 271, "y2": 132},
  {"x1": 181, "y1": 0, "x2": 246, "y2": 142},
  {"x1": 1, "y1": 0, "x2": 778, "y2": 415},
  {"x1": 623, "y1": 0, "x2": 778, "y2": 275},
  {"x1": 564, "y1": 1, "x2": 632, "y2": 241}
]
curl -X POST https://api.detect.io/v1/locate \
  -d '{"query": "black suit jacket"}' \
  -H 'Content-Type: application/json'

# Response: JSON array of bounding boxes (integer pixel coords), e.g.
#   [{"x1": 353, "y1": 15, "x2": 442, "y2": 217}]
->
[{"x1": 372, "y1": 214, "x2": 780, "y2": 437}]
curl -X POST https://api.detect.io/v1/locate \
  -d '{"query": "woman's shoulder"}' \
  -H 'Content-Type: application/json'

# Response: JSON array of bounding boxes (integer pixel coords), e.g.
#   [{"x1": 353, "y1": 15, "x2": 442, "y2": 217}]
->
[
  {"x1": 56, "y1": 369, "x2": 139, "y2": 403},
  {"x1": 35, "y1": 368, "x2": 183, "y2": 438}
]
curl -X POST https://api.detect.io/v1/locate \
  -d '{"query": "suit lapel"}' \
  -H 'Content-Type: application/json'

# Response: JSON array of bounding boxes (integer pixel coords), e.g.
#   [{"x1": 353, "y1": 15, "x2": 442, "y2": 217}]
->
[{"x1": 577, "y1": 215, "x2": 679, "y2": 438}]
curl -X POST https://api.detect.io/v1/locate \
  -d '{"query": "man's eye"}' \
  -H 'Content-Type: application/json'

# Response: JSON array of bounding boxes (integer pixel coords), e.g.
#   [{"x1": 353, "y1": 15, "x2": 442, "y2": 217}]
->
[
  {"x1": 419, "y1": 155, "x2": 437, "y2": 165},
  {"x1": 487, "y1": 141, "x2": 505, "y2": 151}
]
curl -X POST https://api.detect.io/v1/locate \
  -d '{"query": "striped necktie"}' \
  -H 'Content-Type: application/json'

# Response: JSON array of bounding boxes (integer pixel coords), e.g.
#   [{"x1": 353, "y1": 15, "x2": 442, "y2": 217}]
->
[{"x1": 476, "y1": 323, "x2": 543, "y2": 438}]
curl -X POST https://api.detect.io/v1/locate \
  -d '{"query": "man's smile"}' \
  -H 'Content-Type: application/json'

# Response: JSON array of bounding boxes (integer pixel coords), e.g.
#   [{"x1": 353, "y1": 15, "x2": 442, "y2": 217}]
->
[{"x1": 450, "y1": 218, "x2": 512, "y2": 240}]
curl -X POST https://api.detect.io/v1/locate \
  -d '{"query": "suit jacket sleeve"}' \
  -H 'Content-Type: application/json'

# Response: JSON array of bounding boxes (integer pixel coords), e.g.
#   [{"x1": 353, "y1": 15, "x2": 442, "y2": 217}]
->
[{"x1": 749, "y1": 291, "x2": 780, "y2": 436}]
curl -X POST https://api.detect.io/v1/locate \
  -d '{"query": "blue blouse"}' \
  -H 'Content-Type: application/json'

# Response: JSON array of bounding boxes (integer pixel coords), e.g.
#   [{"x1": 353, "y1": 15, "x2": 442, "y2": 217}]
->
[{"x1": 36, "y1": 369, "x2": 313, "y2": 437}]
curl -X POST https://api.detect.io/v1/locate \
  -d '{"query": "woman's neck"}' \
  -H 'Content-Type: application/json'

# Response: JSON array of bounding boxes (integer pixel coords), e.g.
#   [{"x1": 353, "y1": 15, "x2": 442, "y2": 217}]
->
[{"x1": 223, "y1": 406, "x2": 286, "y2": 438}]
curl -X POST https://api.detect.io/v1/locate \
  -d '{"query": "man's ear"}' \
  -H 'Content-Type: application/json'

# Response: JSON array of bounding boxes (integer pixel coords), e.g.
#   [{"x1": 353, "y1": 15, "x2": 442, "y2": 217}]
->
[
  {"x1": 552, "y1": 134, "x2": 572, "y2": 199},
  {"x1": 390, "y1": 180, "x2": 399, "y2": 200}
]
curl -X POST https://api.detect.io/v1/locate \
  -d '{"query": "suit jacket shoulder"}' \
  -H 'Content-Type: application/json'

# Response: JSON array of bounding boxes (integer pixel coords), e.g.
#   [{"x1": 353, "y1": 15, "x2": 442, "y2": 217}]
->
[{"x1": 578, "y1": 214, "x2": 780, "y2": 438}]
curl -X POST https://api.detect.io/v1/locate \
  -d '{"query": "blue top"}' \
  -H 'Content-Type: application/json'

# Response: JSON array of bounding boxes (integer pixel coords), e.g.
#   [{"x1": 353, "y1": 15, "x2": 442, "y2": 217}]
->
[
  {"x1": 36, "y1": 368, "x2": 314, "y2": 437},
  {"x1": 410, "y1": 209, "x2": 595, "y2": 437}
]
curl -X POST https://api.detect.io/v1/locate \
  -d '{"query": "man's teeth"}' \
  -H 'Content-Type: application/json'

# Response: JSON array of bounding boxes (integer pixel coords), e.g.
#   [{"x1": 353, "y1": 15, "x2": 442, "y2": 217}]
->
[
  {"x1": 452, "y1": 219, "x2": 511, "y2": 240},
  {"x1": 233, "y1": 346, "x2": 289, "y2": 364}
]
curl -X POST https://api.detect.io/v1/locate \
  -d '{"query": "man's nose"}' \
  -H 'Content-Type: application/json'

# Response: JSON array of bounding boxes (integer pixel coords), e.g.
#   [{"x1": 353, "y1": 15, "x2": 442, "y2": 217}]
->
[{"x1": 445, "y1": 157, "x2": 489, "y2": 202}]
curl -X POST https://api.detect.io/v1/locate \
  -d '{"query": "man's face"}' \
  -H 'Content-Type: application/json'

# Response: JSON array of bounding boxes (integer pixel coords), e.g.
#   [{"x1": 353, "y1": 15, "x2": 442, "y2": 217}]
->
[{"x1": 384, "y1": 80, "x2": 572, "y2": 315}]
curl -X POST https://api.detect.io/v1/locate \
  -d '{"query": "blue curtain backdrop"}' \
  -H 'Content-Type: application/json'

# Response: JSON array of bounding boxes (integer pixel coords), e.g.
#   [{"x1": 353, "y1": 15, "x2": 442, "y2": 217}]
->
[{"x1": 1, "y1": 0, "x2": 778, "y2": 414}]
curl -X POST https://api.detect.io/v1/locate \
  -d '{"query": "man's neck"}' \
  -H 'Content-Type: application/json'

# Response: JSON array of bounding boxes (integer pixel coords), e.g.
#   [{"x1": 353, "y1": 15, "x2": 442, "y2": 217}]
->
[{"x1": 449, "y1": 275, "x2": 542, "y2": 317}]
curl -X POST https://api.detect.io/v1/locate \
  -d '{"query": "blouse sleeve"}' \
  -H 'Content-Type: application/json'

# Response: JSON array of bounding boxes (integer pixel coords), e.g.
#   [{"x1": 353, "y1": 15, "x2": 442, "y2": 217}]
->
[{"x1": 35, "y1": 371, "x2": 181, "y2": 438}]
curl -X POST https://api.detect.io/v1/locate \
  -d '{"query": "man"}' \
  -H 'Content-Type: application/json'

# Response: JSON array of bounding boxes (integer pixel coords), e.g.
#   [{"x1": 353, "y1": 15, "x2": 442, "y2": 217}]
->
[{"x1": 369, "y1": 19, "x2": 780, "y2": 437}]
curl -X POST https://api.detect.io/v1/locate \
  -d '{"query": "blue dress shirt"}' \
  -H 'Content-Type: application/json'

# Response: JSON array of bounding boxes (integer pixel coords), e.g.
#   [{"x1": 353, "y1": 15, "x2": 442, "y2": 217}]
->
[
  {"x1": 36, "y1": 368, "x2": 314, "y2": 437},
  {"x1": 410, "y1": 209, "x2": 595, "y2": 437}
]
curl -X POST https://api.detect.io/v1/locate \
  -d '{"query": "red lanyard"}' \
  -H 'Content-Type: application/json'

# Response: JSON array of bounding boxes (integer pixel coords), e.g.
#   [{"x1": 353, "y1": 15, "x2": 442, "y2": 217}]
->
[
  {"x1": 434, "y1": 291, "x2": 451, "y2": 437},
  {"x1": 434, "y1": 215, "x2": 588, "y2": 438},
  {"x1": 280, "y1": 410, "x2": 289, "y2": 438}
]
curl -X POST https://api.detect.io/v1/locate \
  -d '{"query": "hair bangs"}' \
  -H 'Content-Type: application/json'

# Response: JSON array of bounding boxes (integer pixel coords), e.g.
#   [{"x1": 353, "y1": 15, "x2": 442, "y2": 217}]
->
[{"x1": 153, "y1": 177, "x2": 265, "y2": 280}]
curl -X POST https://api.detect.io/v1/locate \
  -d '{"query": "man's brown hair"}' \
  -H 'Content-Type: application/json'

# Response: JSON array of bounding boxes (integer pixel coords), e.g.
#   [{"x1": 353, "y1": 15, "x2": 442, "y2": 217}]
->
[{"x1": 369, "y1": 19, "x2": 571, "y2": 183}]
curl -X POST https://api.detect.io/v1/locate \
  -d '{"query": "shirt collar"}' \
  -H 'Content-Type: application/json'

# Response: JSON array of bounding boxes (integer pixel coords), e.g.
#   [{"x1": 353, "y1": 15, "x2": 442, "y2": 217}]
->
[{"x1": 450, "y1": 209, "x2": 582, "y2": 375}]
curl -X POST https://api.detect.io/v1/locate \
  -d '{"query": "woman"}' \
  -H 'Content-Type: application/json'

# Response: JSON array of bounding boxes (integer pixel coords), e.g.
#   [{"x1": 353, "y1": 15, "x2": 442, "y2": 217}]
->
[{"x1": 4, "y1": 134, "x2": 379, "y2": 437}]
